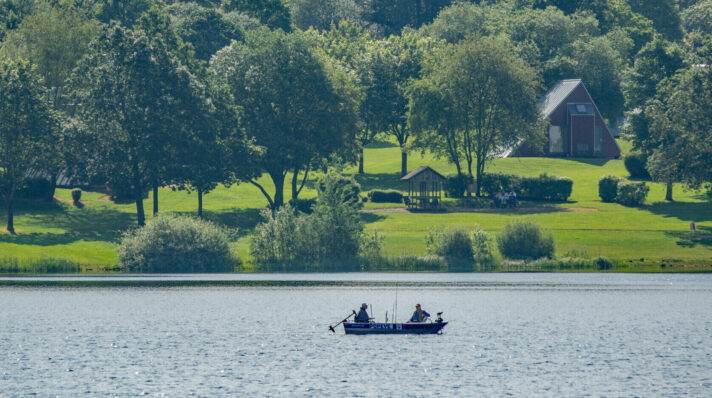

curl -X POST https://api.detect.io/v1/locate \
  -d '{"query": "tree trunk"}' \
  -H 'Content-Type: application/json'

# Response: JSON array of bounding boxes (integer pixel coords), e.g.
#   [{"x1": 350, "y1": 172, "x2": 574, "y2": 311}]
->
[
  {"x1": 153, "y1": 185, "x2": 159, "y2": 216},
  {"x1": 358, "y1": 148, "x2": 365, "y2": 175},
  {"x1": 270, "y1": 172, "x2": 285, "y2": 209},
  {"x1": 135, "y1": 185, "x2": 146, "y2": 227},
  {"x1": 401, "y1": 152, "x2": 408, "y2": 177},
  {"x1": 291, "y1": 167, "x2": 299, "y2": 201},
  {"x1": 198, "y1": 188, "x2": 203, "y2": 218},
  {"x1": 6, "y1": 193, "x2": 14, "y2": 235},
  {"x1": 48, "y1": 172, "x2": 58, "y2": 202},
  {"x1": 665, "y1": 181, "x2": 673, "y2": 201}
]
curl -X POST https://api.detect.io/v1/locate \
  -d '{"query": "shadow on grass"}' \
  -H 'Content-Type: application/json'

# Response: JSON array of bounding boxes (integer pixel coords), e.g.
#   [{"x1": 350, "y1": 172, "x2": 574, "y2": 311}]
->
[
  {"x1": 201, "y1": 208, "x2": 263, "y2": 237},
  {"x1": 665, "y1": 226, "x2": 712, "y2": 248},
  {"x1": 355, "y1": 172, "x2": 408, "y2": 192},
  {"x1": 360, "y1": 212, "x2": 386, "y2": 223},
  {"x1": 647, "y1": 200, "x2": 712, "y2": 222},
  {"x1": 0, "y1": 199, "x2": 134, "y2": 245},
  {"x1": 565, "y1": 157, "x2": 612, "y2": 167}
]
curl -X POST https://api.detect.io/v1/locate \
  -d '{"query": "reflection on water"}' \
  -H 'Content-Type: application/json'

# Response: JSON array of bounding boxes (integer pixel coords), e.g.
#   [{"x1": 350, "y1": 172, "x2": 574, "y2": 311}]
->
[{"x1": 1, "y1": 274, "x2": 711, "y2": 396}]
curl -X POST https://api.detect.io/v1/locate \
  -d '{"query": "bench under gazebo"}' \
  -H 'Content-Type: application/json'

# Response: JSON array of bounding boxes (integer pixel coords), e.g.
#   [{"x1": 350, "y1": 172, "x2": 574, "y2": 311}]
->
[{"x1": 401, "y1": 166, "x2": 445, "y2": 209}]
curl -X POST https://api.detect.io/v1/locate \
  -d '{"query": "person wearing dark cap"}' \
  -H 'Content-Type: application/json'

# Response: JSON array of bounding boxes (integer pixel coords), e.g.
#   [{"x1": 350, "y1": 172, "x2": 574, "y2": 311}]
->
[
  {"x1": 408, "y1": 303, "x2": 430, "y2": 323},
  {"x1": 355, "y1": 303, "x2": 370, "y2": 323}
]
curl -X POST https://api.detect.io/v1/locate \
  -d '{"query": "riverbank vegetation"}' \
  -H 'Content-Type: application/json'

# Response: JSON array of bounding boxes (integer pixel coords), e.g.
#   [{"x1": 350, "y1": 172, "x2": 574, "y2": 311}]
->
[{"x1": 1, "y1": 0, "x2": 712, "y2": 273}]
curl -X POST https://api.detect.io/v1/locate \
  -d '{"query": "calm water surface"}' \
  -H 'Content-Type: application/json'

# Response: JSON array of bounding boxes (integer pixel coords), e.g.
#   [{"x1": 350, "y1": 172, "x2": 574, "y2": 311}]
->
[{"x1": 1, "y1": 273, "x2": 711, "y2": 396}]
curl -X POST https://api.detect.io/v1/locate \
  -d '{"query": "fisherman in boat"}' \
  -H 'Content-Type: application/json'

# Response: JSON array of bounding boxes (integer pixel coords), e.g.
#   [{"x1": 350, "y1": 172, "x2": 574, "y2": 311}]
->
[
  {"x1": 408, "y1": 303, "x2": 430, "y2": 323},
  {"x1": 355, "y1": 303, "x2": 370, "y2": 323}
]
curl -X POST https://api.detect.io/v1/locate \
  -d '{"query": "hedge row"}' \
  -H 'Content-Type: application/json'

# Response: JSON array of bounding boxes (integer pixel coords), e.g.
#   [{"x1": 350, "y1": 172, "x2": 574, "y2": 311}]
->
[
  {"x1": 479, "y1": 173, "x2": 573, "y2": 201},
  {"x1": 598, "y1": 175, "x2": 649, "y2": 206},
  {"x1": 367, "y1": 190, "x2": 403, "y2": 203}
]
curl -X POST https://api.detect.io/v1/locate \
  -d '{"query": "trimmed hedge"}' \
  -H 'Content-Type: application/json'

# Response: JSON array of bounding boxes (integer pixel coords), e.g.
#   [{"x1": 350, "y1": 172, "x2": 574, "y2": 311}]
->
[
  {"x1": 479, "y1": 173, "x2": 572, "y2": 201},
  {"x1": 624, "y1": 152, "x2": 650, "y2": 179},
  {"x1": 71, "y1": 188, "x2": 82, "y2": 203},
  {"x1": 598, "y1": 175, "x2": 620, "y2": 202},
  {"x1": 368, "y1": 190, "x2": 403, "y2": 203},
  {"x1": 616, "y1": 181, "x2": 649, "y2": 206},
  {"x1": 444, "y1": 174, "x2": 473, "y2": 198},
  {"x1": 16, "y1": 178, "x2": 53, "y2": 200}
]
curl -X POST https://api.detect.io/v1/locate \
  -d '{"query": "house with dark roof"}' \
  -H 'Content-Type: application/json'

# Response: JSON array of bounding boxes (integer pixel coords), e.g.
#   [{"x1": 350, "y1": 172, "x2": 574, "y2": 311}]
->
[{"x1": 520, "y1": 79, "x2": 621, "y2": 158}]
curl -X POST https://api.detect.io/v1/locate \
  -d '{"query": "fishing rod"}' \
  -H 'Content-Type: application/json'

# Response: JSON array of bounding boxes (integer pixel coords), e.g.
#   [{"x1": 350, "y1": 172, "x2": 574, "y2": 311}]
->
[{"x1": 329, "y1": 310, "x2": 356, "y2": 333}]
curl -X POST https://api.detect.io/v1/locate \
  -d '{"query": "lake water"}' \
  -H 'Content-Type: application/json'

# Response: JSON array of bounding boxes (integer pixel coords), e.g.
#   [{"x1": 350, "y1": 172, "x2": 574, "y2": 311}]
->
[{"x1": 1, "y1": 273, "x2": 711, "y2": 396}]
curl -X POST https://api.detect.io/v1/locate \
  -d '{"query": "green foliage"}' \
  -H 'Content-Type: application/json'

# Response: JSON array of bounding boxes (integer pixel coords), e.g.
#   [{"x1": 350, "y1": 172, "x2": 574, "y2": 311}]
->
[
  {"x1": 594, "y1": 256, "x2": 613, "y2": 270},
  {"x1": 471, "y1": 225, "x2": 494, "y2": 267},
  {"x1": 598, "y1": 175, "x2": 620, "y2": 202},
  {"x1": 71, "y1": 188, "x2": 82, "y2": 203},
  {"x1": 317, "y1": 173, "x2": 362, "y2": 208},
  {"x1": 443, "y1": 174, "x2": 472, "y2": 198},
  {"x1": 221, "y1": 0, "x2": 291, "y2": 31},
  {"x1": 496, "y1": 219, "x2": 554, "y2": 260},
  {"x1": 0, "y1": 257, "x2": 81, "y2": 274},
  {"x1": 615, "y1": 181, "x2": 649, "y2": 206},
  {"x1": 682, "y1": 0, "x2": 712, "y2": 33},
  {"x1": 623, "y1": 152, "x2": 650, "y2": 179},
  {"x1": 288, "y1": 197, "x2": 317, "y2": 213},
  {"x1": 174, "y1": 5, "x2": 244, "y2": 62},
  {"x1": 426, "y1": 227, "x2": 474, "y2": 270},
  {"x1": 367, "y1": 190, "x2": 403, "y2": 203},
  {"x1": 117, "y1": 215, "x2": 236, "y2": 273},
  {"x1": 366, "y1": 255, "x2": 447, "y2": 272},
  {"x1": 250, "y1": 171, "x2": 364, "y2": 269},
  {"x1": 291, "y1": 0, "x2": 364, "y2": 31},
  {"x1": 15, "y1": 178, "x2": 53, "y2": 200},
  {"x1": 479, "y1": 173, "x2": 572, "y2": 201}
]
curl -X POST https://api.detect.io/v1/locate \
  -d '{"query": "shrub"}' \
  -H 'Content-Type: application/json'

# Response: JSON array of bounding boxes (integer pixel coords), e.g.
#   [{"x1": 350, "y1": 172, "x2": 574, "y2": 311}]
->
[
  {"x1": 426, "y1": 227, "x2": 474, "y2": 270},
  {"x1": 117, "y1": 215, "x2": 236, "y2": 273},
  {"x1": 594, "y1": 256, "x2": 613, "y2": 270},
  {"x1": 444, "y1": 174, "x2": 473, "y2": 198},
  {"x1": 615, "y1": 181, "x2": 649, "y2": 206},
  {"x1": 624, "y1": 152, "x2": 650, "y2": 179},
  {"x1": 375, "y1": 255, "x2": 447, "y2": 272},
  {"x1": 496, "y1": 219, "x2": 554, "y2": 260},
  {"x1": 317, "y1": 173, "x2": 362, "y2": 208},
  {"x1": 288, "y1": 197, "x2": 316, "y2": 213},
  {"x1": 472, "y1": 225, "x2": 494, "y2": 267},
  {"x1": 479, "y1": 173, "x2": 520, "y2": 197},
  {"x1": 368, "y1": 190, "x2": 403, "y2": 203},
  {"x1": 598, "y1": 175, "x2": 620, "y2": 202},
  {"x1": 15, "y1": 178, "x2": 53, "y2": 200},
  {"x1": 71, "y1": 188, "x2": 82, "y2": 203},
  {"x1": 360, "y1": 229, "x2": 383, "y2": 261}
]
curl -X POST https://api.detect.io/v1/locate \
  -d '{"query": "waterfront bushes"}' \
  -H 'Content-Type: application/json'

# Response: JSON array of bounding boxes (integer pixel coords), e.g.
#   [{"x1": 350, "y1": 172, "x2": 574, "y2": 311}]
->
[
  {"x1": 0, "y1": 257, "x2": 81, "y2": 273},
  {"x1": 496, "y1": 219, "x2": 554, "y2": 260},
  {"x1": 425, "y1": 225, "x2": 494, "y2": 270},
  {"x1": 117, "y1": 215, "x2": 236, "y2": 273}
]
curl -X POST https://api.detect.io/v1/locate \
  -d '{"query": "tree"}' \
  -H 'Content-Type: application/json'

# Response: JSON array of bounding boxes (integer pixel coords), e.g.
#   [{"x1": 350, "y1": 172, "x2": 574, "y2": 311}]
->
[
  {"x1": 645, "y1": 67, "x2": 712, "y2": 200},
  {"x1": 93, "y1": 0, "x2": 155, "y2": 27},
  {"x1": 681, "y1": 0, "x2": 712, "y2": 34},
  {"x1": 221, "y1": 0, "x2": 290, "y2": 31},
  {"x1": 70, "y1": 24, "x2": 206, "y2": 226},
  {"x1": 0, "y1": 5, "x2": 99, "y2": 199},
  {"x1": 366, "y1": 31, "x2": 431, "y2": 176},
  {"x1": 173, "y1": 5, "x2": 244, "y2": 62},
  {"x1": 0, "y1": 59, "x2": 56, "y2": 234},
  {"x1": 291, "y1": 0, "x2": 364, "y2": 31},
  {"x1": 408, "y1": 37, "x2": 541, "y2": 196},
  {"x1": 211, "y1": 28, "x2": 359, "y2": 208},
  {"x1": 368, "y1": 0, "x2": 452, "y2": 36}
]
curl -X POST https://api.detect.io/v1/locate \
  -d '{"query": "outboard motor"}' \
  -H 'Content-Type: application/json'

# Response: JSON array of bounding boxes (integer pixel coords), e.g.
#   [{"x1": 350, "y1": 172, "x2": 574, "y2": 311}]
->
[{"x1": 436, "y1": 312, "x2": 444, "y2": 323}]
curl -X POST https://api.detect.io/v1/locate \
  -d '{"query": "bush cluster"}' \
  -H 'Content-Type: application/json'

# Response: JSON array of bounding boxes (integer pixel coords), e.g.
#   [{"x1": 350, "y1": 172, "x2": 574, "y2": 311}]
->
[
  {"x1": 117, "y1": 215, "x2": 236, "y2": 273},
  {"x1": 624, "y1": 152, "x2": 650, "y2": 179},
  {"x1": 288, "y1": 197, "x2": 317, "y2": 213},
  {"x1": 317, "y1": 174, "x2": 362, "y2": 208},
  {"x1": 615, "y1": 181, "x2": 649, "y2": 206},
  {"x1": 496, "y1": 219, "x2": 554, "y2": 260},
  {"x1": 444, "y1": 174, "x2": 473, "y2": 198},
  {"x1": 598, "y1": 176, "x2": 648, "y2": 206},
  {"x1": 479, "y1": 173, "x2": 572, "y2": 201},
  {"x1": 367, "y1": 190, "x2": 403, "y2": 203},
  {"x1": 251, "y1": 172, "x2": 365, "y2": 270},
  {"x1": 598, "y1": 175, "x2": 620, "y2": 202},
  {"x1": 15, "y1": 178, "x2": 53, "y2": 200}
]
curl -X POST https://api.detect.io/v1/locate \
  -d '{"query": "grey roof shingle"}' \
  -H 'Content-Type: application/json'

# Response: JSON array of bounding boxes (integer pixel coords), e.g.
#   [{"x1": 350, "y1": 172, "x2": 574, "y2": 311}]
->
[{"x1": 540, "y1": 79, "x2": 582, "y2": 117}]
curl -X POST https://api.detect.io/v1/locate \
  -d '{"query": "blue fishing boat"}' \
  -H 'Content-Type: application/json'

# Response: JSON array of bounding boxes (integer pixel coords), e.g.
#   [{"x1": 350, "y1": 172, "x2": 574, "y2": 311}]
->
[{"x1": 343, "y1": 319, "x2": 447, "y2": 335}]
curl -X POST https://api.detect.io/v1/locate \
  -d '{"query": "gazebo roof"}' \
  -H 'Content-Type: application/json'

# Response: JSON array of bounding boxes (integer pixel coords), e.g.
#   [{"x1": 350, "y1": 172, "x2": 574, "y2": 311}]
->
[{"x1": 400, "y1": 166, "x2": 446, "y2": 181}]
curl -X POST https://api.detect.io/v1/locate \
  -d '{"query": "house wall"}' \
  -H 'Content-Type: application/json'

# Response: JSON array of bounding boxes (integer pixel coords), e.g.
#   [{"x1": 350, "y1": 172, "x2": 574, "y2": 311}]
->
[
  {"x1": 545, "y1": 84, "x2": 621, "y2": 158},
  {"x1": 570, "y1": 114, "x2": 594, "y2": 156}
]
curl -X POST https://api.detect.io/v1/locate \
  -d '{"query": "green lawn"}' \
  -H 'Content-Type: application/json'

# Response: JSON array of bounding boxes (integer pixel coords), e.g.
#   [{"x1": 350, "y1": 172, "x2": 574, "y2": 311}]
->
[{"x1": 2, "y1": 138, "x2": 711, "y2": 271}]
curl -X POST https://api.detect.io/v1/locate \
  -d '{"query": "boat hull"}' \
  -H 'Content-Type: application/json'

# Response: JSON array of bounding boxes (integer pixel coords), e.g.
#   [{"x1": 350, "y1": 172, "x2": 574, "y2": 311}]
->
[{"x1": 343, "y1": 322, "x2": 447, "y2": 335}]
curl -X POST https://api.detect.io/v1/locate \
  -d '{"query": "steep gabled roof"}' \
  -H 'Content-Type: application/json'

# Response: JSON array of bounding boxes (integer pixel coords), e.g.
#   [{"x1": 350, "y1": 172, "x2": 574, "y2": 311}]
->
[
  {"x1": 401, "y1": 166, "x2": 446, "y2": 181},
  {"x1": 540, "y1": 79, "x2": 582, "y2": 117}
]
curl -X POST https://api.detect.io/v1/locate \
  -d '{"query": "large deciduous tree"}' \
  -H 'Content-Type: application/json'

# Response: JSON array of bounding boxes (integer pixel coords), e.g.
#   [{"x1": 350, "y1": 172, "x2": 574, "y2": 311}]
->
[
  {"x1": 221, "y1": 0, "x2": 290, "y2": 31},
  {"x1": 0, "y1": 59, "x2": 56, "y2": 234},
  {"x1": 211, "y1": 28, "x2": 359, "y2": 208},
  {"x1": 408, "y1": 37, "x2": 542, "y2": 196},
  {"x1": 645, "y1": 66, "x2": 712, "y2": 199},
  {"x1": 71, "y1": 24, "x2": 207, "y2": 226}
]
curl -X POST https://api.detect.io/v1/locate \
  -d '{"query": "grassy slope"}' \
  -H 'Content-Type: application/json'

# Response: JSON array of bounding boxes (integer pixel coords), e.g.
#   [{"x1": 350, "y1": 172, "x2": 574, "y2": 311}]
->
[{"x1": 1, "y1": 139, "x2": 711, "y2": 269}]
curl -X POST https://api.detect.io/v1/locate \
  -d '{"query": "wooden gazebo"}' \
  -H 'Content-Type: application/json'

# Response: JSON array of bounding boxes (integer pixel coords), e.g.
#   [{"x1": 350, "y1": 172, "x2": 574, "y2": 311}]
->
[{"x1": 401, "y1": 166, "x2": 445, "y2": 209}]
